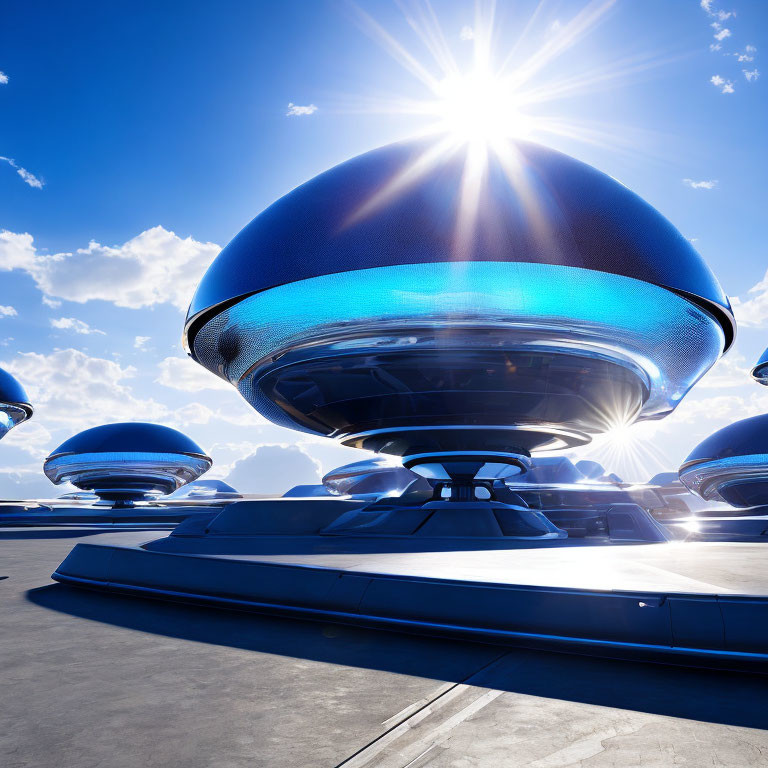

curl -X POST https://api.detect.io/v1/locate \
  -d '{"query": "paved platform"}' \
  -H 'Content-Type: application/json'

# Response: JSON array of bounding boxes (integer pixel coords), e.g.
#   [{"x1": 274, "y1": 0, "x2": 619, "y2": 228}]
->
[
  {"x1": 156, "y1": 538, "x2": 768, "y2": 594},
  {"x1": 4, "y1": 528, "x2": 768, "y2": 766},
  {"x1": 54, "y1": 529, "x2": 768, "y2": 664}
]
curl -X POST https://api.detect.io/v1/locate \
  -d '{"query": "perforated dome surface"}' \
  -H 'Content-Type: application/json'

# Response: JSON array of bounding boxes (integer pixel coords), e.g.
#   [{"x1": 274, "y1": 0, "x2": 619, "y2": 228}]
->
[{"x1": 185, "y1": 138, "x2": 733, "y2": 458}]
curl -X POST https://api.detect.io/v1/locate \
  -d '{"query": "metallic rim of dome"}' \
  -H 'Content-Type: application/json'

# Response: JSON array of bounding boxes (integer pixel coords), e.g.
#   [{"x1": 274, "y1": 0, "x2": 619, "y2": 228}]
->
[
  {"x1": 337, "y1": 424, "x2": 592, "y2": 453},
  {"x1": 402, "y1": 451, "x2": 532, "y2": 468},
  {"x1": 678, "y1": 456, "x2": 712, "y2": 475},
  {"x1": 751, "y1": 362, "x2": 768, "y2": 383},
  {"x1": 1, "y1": 400, "x2": 34, "y2": 421}
]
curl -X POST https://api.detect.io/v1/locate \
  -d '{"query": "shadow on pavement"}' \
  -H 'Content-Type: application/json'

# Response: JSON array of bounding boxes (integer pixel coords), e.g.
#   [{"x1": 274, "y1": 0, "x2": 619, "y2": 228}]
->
[{"x1": 28, "y1": 582, "x2": 768, "y2": 731}]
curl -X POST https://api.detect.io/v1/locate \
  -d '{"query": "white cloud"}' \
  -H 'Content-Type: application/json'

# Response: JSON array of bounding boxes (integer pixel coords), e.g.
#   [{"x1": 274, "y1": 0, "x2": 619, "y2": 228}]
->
[
  {"x1": 460, "y1": 25, "x2": 475, "y2": 40},
  {"x1": 1, "y1": 348, "x2": 169, "y2": 430},
  {"x1": 50, "y1": 316, "x2": 106, "y2": 335},
  {"x1": 0, "y1": 467, "x2": 61, "y2": 500},
  {"x1": 0, "y1": 156, "x2": 43, "y2": 189},
  {"x1": 0, "y1": 226, "x2": 220, "y2": 311},
  {"x1": 42, "y1": 295, "x2": 61, "y2": 309},
  {"x1": 170, "y1": 402, "x2": 216, "y2": 426},
  {"x1": 743, "y1": 68, "x2": 759, "y2": 82},
  {"x1": 710, "y1": 43, "x2": 722, "y2": 52},
  {"x1": 225, "y1": 443, "x2": 322, "y2": 494},
  {"x1": 163, "y1": 400, "x2": 265, "y2": 430},
  {"x1": 156, "y1": 356, "x2": 231, "y2": 391},
  {"x1": 713, "y1": 27, "x2": 732, "y2": 42},
  {"x1": 731, "y1": 271, "x2": 768, "y2": 327},
  {"x1": 667, "y1": 393, "x2": 764, "y2": 426},
  {"x1": 683, "y1": 178, "x2": 718, "y2": 190},
  {"x1": 701, "y1": 1, "x2": 733, "y2": 21},
  {"x1": 0, "y1": 305, "x2": 17, "y2": 317},
  {"x1": 0, "y1": 230, "x2": 36, "y2": 270},
  {"x1": 134, "y1": 335, "x2": 150, "y2": 349},
  {"x1": 710, "y1": 74, "x2": 735, "y2": 93},
  {"x1": 737, "y1": 45, "x2": 756, "y2": 62},
  {"x1": 1, "y1": 422, "x2": 55, "y2": 460},
  {"x1": 695, "y1": 353, "x2": 751, "y2": 388},
  {"x1": 286, "y1": 102, "x2": 318, "y2": 116},
  {"x1": 0, "y1": 72, "x2": 8, "y2": 85}
]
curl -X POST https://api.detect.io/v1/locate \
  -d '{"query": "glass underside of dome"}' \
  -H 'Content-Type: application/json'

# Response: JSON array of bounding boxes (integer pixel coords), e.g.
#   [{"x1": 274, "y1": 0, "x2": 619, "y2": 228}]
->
[
  {"x1": 193, "y1": 261, "x2": 724, "y2": 457},
  {"x1": 44, "y1": 451, "x2": 212, "y2": 500},
  {"x1": 0, "y1": 404, "x2": 31, "y2": 440},
  {"x1": 679, "y1": 454, "x2": 768, "y2": 506}
]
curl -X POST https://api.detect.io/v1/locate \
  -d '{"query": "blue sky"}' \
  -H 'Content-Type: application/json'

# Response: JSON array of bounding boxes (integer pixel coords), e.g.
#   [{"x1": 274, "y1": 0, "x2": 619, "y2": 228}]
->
[{"x1": 0, "y1": 0, "x2": 766, "y2": 496}]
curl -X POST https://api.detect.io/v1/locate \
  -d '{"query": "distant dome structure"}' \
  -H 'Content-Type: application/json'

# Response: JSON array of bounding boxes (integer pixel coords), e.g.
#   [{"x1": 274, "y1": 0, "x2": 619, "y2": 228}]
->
[
  {"x1": 164, "y1": 478, "x2": 241, "y2": 500},
  {"x1": 322, "y1": 457, "x2": 426, "y2": 497},
  {"x1": 44, "y1": 422, "x2": 212, "y2": 504},
  {"x1": 184, "y1": 138, "x2": 733, "y2": 485},
  {"x1": 751, "y1": 347, "x2": 768, "y2": 385},
  {"x1": 0, "y1": 367, "x2": 33, "y2": 440},
  {"x1": 679, "y1": 414, "x2": 768, "y2": 506}
]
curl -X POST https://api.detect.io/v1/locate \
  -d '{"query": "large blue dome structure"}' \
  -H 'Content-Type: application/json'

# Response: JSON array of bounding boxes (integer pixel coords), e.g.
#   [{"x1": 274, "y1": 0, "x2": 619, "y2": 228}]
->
[
  {"x1": 184, "y1": 138, "x2": 734, "y2": 474},
  {"x1": 50, "y1": 140, "x2": 768, "y2": 670},
  {"x1": 0, "y1": 366, "x2": 33, "y2": 440},
  {"x1": 44, "y1": 422, "x2": 212, "y2": 503},
  {"x1": 679, "y1": 414, "x2": 768, "y2": 507}
]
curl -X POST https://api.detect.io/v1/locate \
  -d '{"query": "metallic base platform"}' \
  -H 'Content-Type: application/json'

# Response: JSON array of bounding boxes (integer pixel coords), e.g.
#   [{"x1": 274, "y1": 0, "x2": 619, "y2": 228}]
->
[
  {"x1": 0, "y1": 502, "x2": 220, "y2": 529},
  {"x1": 53, "y1": 500, "x2": 768, "y2": 668}
]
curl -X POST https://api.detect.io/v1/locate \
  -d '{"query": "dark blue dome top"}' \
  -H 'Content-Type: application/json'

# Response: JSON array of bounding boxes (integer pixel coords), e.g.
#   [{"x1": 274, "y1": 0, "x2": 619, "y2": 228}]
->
[
  {"x1": 48, "y1": 422, "x2": 208, "y2": 458},
  {"x1": 186, "y1": 138, "x2": 734, "y2": 350},
  {"x1": 682, "y1": 414, "x2": 768, "y2": 467},
  {"x1": 0, "y1": 367, "x2": 32, "y2": 412}
]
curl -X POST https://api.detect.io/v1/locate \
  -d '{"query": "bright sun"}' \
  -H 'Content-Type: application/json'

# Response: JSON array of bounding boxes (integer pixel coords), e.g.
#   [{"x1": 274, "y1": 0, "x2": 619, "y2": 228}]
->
[{"x1": 433, "y1": 70, "x2": 533, "y2": 145}]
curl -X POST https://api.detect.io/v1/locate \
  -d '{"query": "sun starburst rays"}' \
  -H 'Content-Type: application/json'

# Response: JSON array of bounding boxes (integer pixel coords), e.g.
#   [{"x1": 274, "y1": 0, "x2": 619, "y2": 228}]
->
[{"x1": 340, "y1": 0, "x2": 652, "y2": 236}]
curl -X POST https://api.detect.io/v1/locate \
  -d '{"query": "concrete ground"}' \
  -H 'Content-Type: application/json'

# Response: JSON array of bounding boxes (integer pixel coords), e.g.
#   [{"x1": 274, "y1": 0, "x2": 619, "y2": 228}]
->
[{"x1": 2, "y1": 528, "x2": 768, "y2": 768}]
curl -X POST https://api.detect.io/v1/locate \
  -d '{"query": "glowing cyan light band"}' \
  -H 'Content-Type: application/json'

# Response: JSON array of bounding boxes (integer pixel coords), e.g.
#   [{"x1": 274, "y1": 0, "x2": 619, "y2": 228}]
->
[{"x1": 194, "y1": 261, "x2": 724, "y2": 422}]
